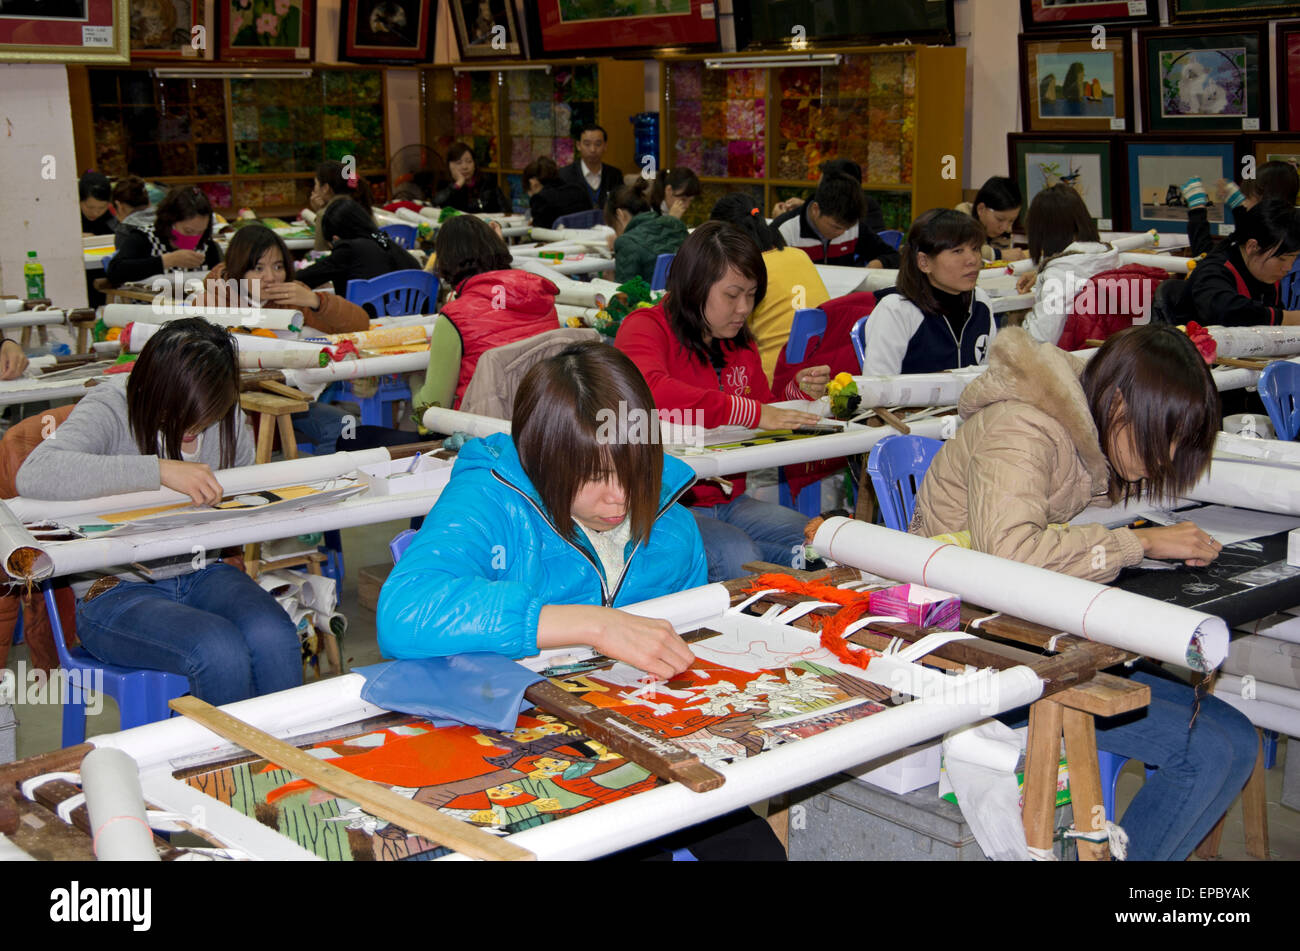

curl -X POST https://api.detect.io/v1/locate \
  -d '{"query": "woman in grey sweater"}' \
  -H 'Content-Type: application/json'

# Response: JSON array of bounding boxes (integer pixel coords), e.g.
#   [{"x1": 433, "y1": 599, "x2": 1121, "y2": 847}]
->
[{"x1": 17, "y1": 319, "x2": 300, "y2": 705}]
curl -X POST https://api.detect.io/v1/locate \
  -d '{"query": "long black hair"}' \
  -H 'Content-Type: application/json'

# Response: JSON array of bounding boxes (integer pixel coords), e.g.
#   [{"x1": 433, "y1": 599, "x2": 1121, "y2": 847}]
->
[
  {"x1": 710, "y1": 192, "x2": 782, "y2": 252},
  {"x1": 128, "y1": 318, "x2": 240, "y2": 469},
  {"x1": 663, "y1": 221, "x2": 766, "y2": 364},
  {"x1": 319, "y1": 196, "x2": 392, "y2": 249},
  {"x1": 1229, "y1": 199, "x2": 1300, "y2": 260}
]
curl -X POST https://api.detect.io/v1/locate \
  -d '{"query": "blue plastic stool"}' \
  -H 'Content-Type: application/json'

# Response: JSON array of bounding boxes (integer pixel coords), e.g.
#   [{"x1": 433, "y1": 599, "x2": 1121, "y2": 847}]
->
[
  {"x1": 650, "y1": 253, "x2": 675, "y2": 292},
  {"x1": 878, "y1": 229, "x2": 904, "y2": 250},
  {"x1": 784, "y1": 308, "x2": 828, "y2": 363},
  {"x1": 1097, "y1": 751, "x2": 1156, "y2": 822},
  {"x1": 865, "y1": 435, "x2": 944, "y2": 530},
  {"x1": 851, "y1": 314, "x2": 870, "y2": 370},
  {"x1": 43, "y1": 582, "x2": 189, "y2": 747},
  {"x1": 1263, "y1": 729, "x2": 1278, "y2": 769},
  {"x1": 12, "y1": 602, "x2": 21, "y2": 645},
  {"x1": 778, "y1": 469, "x2": 822, "y2": 517},
  {"x1": 1258, "y1": 361, "x2": 1300, "y2": 441},
  {"x1": 553, "y1": 209, "x2": 604, "y2": 230},
  {"x1": 379, "y1": 223, "x2": 418, "y2": 248}
]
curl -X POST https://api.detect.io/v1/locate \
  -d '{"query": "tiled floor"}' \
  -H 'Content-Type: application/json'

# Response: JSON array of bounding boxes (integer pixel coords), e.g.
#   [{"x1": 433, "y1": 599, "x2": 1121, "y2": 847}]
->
[{"x1": 4, "y1": 515, "x2": 1297, "y2": 860}]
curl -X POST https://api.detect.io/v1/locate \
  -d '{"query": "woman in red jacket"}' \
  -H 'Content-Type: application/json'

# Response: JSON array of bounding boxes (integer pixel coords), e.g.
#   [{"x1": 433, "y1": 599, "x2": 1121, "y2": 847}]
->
[
  {"x1": 616, "y1": 221, "x2": 832, "y2": 582},
  {"x1": 431, "y1": 215, "x2": 561, "y2": 407}
]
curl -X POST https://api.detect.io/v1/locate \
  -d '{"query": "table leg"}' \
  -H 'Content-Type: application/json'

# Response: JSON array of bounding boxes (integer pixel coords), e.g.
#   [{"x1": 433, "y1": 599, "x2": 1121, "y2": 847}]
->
[
  {"x1": 1062, "y1": 707, "x2": 1109, "y2": 861},
  {"x1": 1242, "y1": 729, "x2": 1269, "y2": 860},
  {"x1": 1023, "y1": 698, "x2": 1064, "y2": 855}
]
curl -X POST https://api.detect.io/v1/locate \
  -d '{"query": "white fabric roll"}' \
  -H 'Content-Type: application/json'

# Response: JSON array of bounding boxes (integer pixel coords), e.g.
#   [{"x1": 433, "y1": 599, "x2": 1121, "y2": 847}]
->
[
  {"x1": 395, "y1": 208, "x2": 424, "y2": 225},
  {"x1": 1211, "y1": 326, "x2": 1300, "y2": 359},
  {"x1": 1212, "y1": 691, "x2": 1300, "y2": 735},
  {"x1": 2, "y1": 300, "x2": 22, "y2": 314},
  {"x1": 0, "y1": 502, "x2": 52, "y2": 581},
  {"x1": 1109, "y1": 230, "x2": 1158, "y2": 252},
  {"x1": 1215, "y1": 674, "x2": 1300, "y2": 712},
  {"x1": 812, "y1": 517, "x2": 1228, "y2": 671},
  {"x1": 238, "y1": 350, "x2": 324, "y2": 370},
  {"x1": 422, "y1": 407, "x2": 511, "y2": 438},
  {"x1": 80, "y1": 747, "x2": 161, "y2": 861},
  {"x1": 101, "y1": 303, "x2": 302, "y2": 331},
  {"x1": 1187, "y1": 459, "x2": 1300, "y2": 516}
]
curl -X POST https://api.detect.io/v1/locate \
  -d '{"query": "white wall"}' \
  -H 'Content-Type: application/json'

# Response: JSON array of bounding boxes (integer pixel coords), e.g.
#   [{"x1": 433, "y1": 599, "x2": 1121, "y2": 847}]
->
[
  {"x1": 958, "y1": 0, "x2": 1021, "y2": 191},
  {"x1": 0, "y1": 65, "x2": 85, "y2": 306}
]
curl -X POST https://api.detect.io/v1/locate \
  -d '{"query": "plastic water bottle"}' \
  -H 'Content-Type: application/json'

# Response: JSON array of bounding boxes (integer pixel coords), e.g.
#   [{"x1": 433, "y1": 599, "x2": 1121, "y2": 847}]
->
[{"x1": 23, "y1": 251, "x2": 45, "y2": 300}]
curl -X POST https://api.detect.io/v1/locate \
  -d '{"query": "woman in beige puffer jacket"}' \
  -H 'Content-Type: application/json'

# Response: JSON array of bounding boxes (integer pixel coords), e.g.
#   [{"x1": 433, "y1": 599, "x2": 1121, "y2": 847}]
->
[{"x1": 910, "y1": 323, "x2": 1261, "y2": 863}]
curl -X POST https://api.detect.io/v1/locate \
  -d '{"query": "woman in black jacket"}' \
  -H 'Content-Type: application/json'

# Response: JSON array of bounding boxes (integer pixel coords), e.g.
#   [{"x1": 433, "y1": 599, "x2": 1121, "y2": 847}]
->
[
  {"x1": 296, "y1": 197, "x2": 422, "y2": 300},
  {"x1": 434, "y1": 143, "x2": 508, "y2": 214},
  {"x1": 523, "y1": 156, "x2": 591, "y2": 229},
  {"x1": 106, "y1": 186, "x2": 222, "y2": 287}
]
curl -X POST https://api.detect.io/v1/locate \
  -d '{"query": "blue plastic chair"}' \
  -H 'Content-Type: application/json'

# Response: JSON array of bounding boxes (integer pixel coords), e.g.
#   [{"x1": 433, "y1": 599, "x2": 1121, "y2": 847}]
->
[
  {"x1": 42, "y1": 582, "x2": 189, "y2": 747},
  {"x1": 345, "y1": 271, "x2": 439, "y2": 318},
  {"x1": 1281, "y1": 259, "x2": 1300, "y2": 310},
  {"x1": 777, "y1": 471, "x2": 822, "y2": 517},
  {"x1": 878, "y1": 229, "x2": 904, "y2": 250},
  {"x1": 379, "y1": 223, "x2": 418, "y2": 249},
  {"x1": 865, "y1": 435, "x2": 943, "y2": 531},
  {"x1": 553, "y1": 209, "x2": 604, "y2": 230},
  {"x1": 390, "y1": 528, "x2": 417, "y2": 564},
  {"x1": 650, "y1": 253, "x2": 675, "y2": 292},
  {"x1": 851, "y1": 314, "x2": 870, "y2": 370},
  {"x1": 1258, "y1": 361, "x2": 1300, "y2": 441},
  {"x1": 784, "y1": 308, "x2": 828, "y2": 364}
]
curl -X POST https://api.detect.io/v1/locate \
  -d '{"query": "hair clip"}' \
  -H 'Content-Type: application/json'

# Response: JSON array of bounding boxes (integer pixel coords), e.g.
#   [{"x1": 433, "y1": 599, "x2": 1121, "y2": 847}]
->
[{"x1": 750, "y1": 207, "x2": 760, "y2": 216}]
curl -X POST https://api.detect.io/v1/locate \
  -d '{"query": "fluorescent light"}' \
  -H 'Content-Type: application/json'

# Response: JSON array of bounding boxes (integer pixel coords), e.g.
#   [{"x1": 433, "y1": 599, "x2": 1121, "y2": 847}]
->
[
  {"x1": 453, "y1": 64, "x2": 551, "y2": 74},
  {"x1": 152, "y1": 68, "x2": 313, "y2": 79},
  {"x1": 704, "y1": 54, "x2": 841, "y2": 69}
]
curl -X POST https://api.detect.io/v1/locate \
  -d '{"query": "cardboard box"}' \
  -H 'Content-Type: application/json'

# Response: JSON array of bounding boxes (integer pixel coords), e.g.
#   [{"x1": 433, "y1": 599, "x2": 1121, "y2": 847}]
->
[{"x1": 358, "y1": 563, "x2": 392, "y2": 614}]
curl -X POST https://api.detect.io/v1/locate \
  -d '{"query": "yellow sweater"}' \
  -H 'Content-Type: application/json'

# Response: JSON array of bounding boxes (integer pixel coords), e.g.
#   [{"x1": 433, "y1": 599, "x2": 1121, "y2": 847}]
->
[{"x1": 751, "y1": 246, "x2": 831, "y2": 383}]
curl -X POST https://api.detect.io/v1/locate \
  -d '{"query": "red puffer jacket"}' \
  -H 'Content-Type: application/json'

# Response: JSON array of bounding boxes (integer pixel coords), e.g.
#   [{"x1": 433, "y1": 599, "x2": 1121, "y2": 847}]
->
[
  {"x1": 1055, "y1": 264, "x2": 1171, "y2": 352},
  {"x1": 442, "y1": 269, "x2": 560, "y2": 407}
]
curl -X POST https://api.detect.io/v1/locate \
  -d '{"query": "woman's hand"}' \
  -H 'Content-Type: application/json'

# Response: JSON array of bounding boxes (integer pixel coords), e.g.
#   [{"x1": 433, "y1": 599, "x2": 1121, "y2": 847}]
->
[
  {"x1": 772, "y1": 198, "x2": 804, "y2": 217},
  {"x1": 538, "y1": 604, "x2": 694, "y2": 679},
  {"x1": 795, "y1": 363, "x2": 832, "y2": 399},
  {"x1": 162, "y1": 249, "x2": 204, "y2": 270},
  {"x1": 1133, "y1": 522, "x2": 1222, "y2": 566},
  {"x1": 758, "y1": 403, "x2": 824, "y2": 431},
  {"x1": 1015, "y1": 270, "x2": 1038, "y2": 295},
  {"x1": 0, "y1": 339, "x2": 28, "y2": 380},
  {"x1": 159, "y1": 459, "x2": 225, "y2": 506},
  {"x1": 260, "y1": 281, "x2": 320, "y2": 311},
  {"x1": 1003, "y1": 248, "x2": 1029, "y2": 262},
  {"x1": 666, "y1": 196, "x2": 691, "y2": 219}
]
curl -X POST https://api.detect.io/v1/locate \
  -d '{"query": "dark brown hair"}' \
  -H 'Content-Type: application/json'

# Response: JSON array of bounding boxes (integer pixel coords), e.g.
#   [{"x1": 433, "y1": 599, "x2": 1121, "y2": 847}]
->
[
  {"x1": 1257, "y1": 160, "x2": 1300, "y2": 207},
  {"x1": 523, "y1": 156, "x2": 560, "y2": 187},
  {"x1": 896, "y1": 208, "x2": 985, "y2": 315},
  {"x1": 110, "y1": 176, "x2": 150, "y2": 211},
  {"x1": 513, "y1": 343, "x2": 663, "y2": 545},
  {"x1": 710, "y1": 192, "x2": 782, "y2": 252},
  {"x1": 1081, "y1": 324, "x2": 1220, "y2": 504},
  {"x1": 153, "y1": 186, "x2": 214, "y2": 250},
  {"x1": 604, "y1": 179, "x2": 652, "y2": 228},
  {"x1": 1026, "y1": 184, "x2": 1100, "y2": 265},
  {"x1": 433, "y1": 214, "x2": 513, "y2": 290},
  {"x1": 663, "y1": 220, "x2": 765, "y2": 364},
  {"x1": 128, "y1": 317, "x2": 240, "y2": 469},
  {"x1": 316, "y1": 160, "x2": 372, "y2": 211},
  {"x1": 221, "y1": 224, "x2": 291, "y2": 282},
  {"x1": 648, "y1": 168, "x2": 701, "y2": 213}
]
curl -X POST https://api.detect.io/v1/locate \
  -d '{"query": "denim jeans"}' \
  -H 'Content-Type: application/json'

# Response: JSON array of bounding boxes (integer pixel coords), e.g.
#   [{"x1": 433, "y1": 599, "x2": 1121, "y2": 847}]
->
[
  {"x1": 75, "y1": 563, "x2": 302, "y2": 706},
  {"x1": 692, "y1": 494, "x2": 811, "y2": 583},
  {"x1": 1004, "y1": 663, "x2": 1257, "y2": 861},
  {"x1": 291, "y1": 402, "x2": 349, "y2": 453}
]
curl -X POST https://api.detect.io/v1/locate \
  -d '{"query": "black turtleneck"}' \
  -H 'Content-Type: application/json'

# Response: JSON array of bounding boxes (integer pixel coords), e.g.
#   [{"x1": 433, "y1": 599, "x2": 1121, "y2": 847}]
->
[{"x1": 931, "y1": 285, "x2": 971, "y2": 342}]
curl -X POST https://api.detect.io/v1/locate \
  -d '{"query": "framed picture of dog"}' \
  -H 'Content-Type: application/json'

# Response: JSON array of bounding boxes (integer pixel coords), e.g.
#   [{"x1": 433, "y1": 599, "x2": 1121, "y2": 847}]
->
[{"x1": 1137, "y1": 24, "x2": 1267, "y2": 133}]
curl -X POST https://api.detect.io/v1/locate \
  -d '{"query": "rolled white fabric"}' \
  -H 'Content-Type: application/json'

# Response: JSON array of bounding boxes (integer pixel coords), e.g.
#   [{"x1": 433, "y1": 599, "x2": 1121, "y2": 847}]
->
[
  {"x1": 1212, "y1": 690, "x2": 1300, "y2": 735},
  {"x1": 101, "y1": 303, "x2": 302, "y2": 331},
  {"x1": 395, "y1": 208, "x2": 424, "y2": 225},
  {"x1": 619, "y1": 583, "x2": 732, "y2": 634},
  {"x1": 1214, "y1": 674, "x2": 1300, "y2": 712},
  {"x1": 812, "y1": 516, "x2": 1228, "y2": 671},
  {"x1": 422, "y1": 406, "x2": 511, "y2": 438},
  {"x1": 1187, "y1": 458, "x2": 1300, "y2": 516},
  {"x1": 417, "y1": 206, "x2": 440, "y2": 220},
  {"x1": 1215, "y1": 431, "x2": 1300, "y2": 467},
  {"x1": 371, "y1": 209, "x2": 405, "y2": 227},
  {"x1": 2, "y1": 299, "x2": 22, "y2": 314},
  {"x1": 1117, "y1": 251, "x2": 1193, "y2": 273},
  {"x1": 1004, "y1": 258, "x2": 1037, "y2": 276},
  {"x1": 238, "y1": 350, "x2": 325, "y2": 370},
  {"x1": 300, "y1": 208, "x2": 316, "y2": 227},
  {"x1": 1211, "y1": 326, "x2": 1300, "y2": 359},
  {"x1": 551, "y1": 276, "x2": 623, "y2": 309},
  {"x1": 80, "y1": 747, "x2": 160, "y2": 861},
  {"x1": 1109, "y1": 230, "x2": 1158, "y2": 252},
  {"x1": 0, "y1": 501, "x2": 52, "y2": 581},
  {"x1": 852, "y1": 369, "x2": 985, "y2": 408},
  {"x1": 0, "y1": 309, "x2": 67, "y2": 328}
]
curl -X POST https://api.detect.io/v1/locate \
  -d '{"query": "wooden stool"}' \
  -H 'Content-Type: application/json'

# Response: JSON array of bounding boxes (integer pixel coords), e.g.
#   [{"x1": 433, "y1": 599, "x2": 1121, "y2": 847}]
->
[
  {"x1": 1194, "y1": 728, "x2": 1270, "y2": 860},
  {"x1": 69, "y1": 309, "x2": 99, "y2": 355},
  {"x1": 237, "y1": 387, "x2": 309, "y2": 578}
]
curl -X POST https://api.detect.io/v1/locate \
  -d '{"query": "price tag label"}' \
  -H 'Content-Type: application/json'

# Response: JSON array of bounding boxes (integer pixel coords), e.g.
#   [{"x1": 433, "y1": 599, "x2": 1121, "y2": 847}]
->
[
  {"x1": 81, "y1": 25, "x2": 113, "y2": 47},
  {"x1": 294, "y1": 47, "x2": 310, "y2": 59},
  {"x1": 1217, "y1": 223, "x2": 1235, "y2": 236},
  {"x1": 1110, "y1": 118, "x2": 1126, "y2": 131},
  {"x1": 1128, "y1": 1, "x2": 1147, "y2": 14},
  {"x1": 701, "y1": 3, "x2": 715, "y2": 18},
  {"x1": 1243, "y1": 118, "x2": 1260, "y2": 131},
  {"x1": 1098, "y1": 218, "x2": 1113, "y2": 231}
]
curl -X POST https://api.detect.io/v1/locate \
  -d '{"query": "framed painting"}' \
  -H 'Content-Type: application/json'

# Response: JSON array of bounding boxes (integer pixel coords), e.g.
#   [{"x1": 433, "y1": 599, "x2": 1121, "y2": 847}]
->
[
  {"x1": 0, "y1": 0, "x2": 129, "y2": 63},
  {"x1": 1019, "y1": 32, "x2": 1132, "y2": 133},
  {"x1": 1280, "y1": 24, "x2": 1300, "y2": 133},
  {"x1": 1009, "y1": 135, "x2": 1117, "y2": 229},
  {"x1": 339, "y1": 0, "x2": 432, "y2": 63},
  {"x1": 449, "y1": 0, "x2": 522, "y2": 59},
  {"x1": 1138, "y1": 25, "x2": 1267, "y2": 133},
  {"x1": 1020, "y1": 0, "x2": 1157, "y2": 31},
  {"x1": 733, "y1": 0, "x2": 954, "y2": 50},
  {"x1": 129, "y1": 0, "x2": 205, "y2": 59},
  {"x1": 1170, "y1": 0, "x2": 1300, "y2": 21},
  {"x1": 1125, "y1": 139, "x2": 1238, "y2": 233},
  {"x1": 1246, "y1": 134, "x2": 1300, "y2": 180},
  {"x1": 218, "y1": 0, "x2": 314, "y2": 61},
  {"x1": 531, "y1": 0, "x2": 718, "y2": 56}
]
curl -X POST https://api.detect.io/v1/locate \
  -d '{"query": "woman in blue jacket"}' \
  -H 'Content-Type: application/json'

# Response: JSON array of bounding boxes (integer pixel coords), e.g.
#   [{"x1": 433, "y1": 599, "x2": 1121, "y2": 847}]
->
[{"x1": 378, "y1": 342, "x2": 704, "y2": 679}]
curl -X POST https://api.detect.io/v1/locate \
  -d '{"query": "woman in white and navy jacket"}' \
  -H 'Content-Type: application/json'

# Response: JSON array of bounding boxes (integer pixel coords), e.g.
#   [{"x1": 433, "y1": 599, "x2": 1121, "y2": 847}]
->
[{"x1": 860, "y1": 209, "x2": 997, "y2": 376}]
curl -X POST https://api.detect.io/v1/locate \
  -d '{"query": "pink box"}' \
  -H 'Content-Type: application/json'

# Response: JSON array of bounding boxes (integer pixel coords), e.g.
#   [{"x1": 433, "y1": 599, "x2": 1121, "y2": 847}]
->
[{"x1": 868, "y1": 584, "x2": 961, "y2": 630}]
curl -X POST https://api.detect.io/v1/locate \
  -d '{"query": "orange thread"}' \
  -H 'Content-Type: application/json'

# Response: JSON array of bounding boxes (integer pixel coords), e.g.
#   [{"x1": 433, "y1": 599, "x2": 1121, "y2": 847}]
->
[{"x1": 744, "y1": 573, "x2": 881, "y2": 670}]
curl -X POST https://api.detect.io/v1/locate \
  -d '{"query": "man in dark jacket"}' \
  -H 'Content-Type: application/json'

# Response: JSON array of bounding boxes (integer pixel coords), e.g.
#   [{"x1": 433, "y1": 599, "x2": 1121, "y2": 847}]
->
[
  {"x1": 559, "y1": 125, "x2": 624, "y2": 211},
  {"x1": 770, "y1": 173, "x2": 899, "y2": 269}
]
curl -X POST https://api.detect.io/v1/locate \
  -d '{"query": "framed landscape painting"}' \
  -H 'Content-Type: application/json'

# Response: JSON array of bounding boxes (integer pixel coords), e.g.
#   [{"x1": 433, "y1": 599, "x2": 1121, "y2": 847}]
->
[
  {"x1": 1170, "y1": 0, "x2": 1300, "y2": 21},
  {"x1": 1020, "y1": 0, "x2": 1157, "y2": 31},
  {"x1": 1125, "y1": 139, "x2": 1238, "y2": 233},
  {"x1": 1138, "y1": 25, "x2": 1267, "y2": 133},
  {"x1": 531, "y1": 0, "x2": 718, "y2": 56},
  {"x1": 1009, "y1": 135, "x2": 1117, "y2": 229},
  {"x1": 1020, "y1": 32, "x2": 1132, "y2": 133}
]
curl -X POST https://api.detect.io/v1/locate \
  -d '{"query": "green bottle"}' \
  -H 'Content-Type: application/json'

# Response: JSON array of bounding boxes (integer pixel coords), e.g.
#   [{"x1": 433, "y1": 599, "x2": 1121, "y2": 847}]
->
[{"x1": 23, "y1": 251, "x2": 45, "y2": 300}]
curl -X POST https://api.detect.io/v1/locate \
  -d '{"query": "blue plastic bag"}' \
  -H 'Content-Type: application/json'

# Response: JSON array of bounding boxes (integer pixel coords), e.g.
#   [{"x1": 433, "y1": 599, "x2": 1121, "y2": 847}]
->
[{"x1": 357, "y1": 653, "x2": 543, "y2": 732}]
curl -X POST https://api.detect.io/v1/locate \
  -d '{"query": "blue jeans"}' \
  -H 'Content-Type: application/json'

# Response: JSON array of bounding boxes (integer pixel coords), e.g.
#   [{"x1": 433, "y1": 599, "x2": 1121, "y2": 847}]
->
[
  {"x1": 692, "y1": 494, "x2": 811, "y2": 583},
  {"x1": 291, "y1": 402, "x2": 348, "y2": 453},
  {"x1": 1004, "y1": 664, "x2": 1257, "y2": 861},
  {"x1": 75, "y1": 563, "x2": 302, "y2": 706}
]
